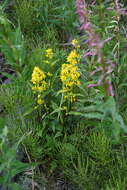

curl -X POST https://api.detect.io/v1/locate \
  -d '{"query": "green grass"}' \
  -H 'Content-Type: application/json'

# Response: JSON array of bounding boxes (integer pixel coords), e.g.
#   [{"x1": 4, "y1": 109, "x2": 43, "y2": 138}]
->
[{"x1": 0, "y1": 0, "x2": 127, "y2": 190}]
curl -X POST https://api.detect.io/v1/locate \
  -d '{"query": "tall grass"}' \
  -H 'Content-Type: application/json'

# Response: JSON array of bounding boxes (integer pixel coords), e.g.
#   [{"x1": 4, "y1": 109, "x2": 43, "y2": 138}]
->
[{"x1": 0, "y1": 0, "x2": 127, "y2": 189}]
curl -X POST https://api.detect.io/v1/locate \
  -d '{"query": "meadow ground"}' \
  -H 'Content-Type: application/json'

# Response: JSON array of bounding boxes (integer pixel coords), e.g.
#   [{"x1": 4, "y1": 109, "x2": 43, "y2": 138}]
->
[{"x1": 1, "y1": 0, "x2": 127, "y2": 190}]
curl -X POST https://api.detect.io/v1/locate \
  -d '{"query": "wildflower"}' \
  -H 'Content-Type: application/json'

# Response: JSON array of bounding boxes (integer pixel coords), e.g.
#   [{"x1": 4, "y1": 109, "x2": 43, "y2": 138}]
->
[
  {"x1": 63, "y1": 106, "x2": 67, "y2": 111},
  {"x1": 60, "y1": 63, "x2": 80, "y2": 102},
  {"x1": 64, "y1": 92, "x2": 76, "y2": 103},
  {"x1": 45, "y1": 48, "x2": 53, "y2": 59},
  {"x1": 31, "y1": 67, "x2": 46, "y2": 85},
  {"x1": 72, "y1": 39, "x2": 80, "y2": 48},
  {"x1": 60, "y1": 64, "x2": 80, "y2": 88},
  {"x1": 37, "y1": 82, "x2": 47, "y2": 92},
  {"x1": 47, "y1": 72, "x2": 52, "y2": 77},
  {"x1": 76, "y1": 0, "x2": 115, "y2": 97},
  {"x1": 37, "y1": 98, "x2": 44, "y2": 105},
  {"x1": 31, "y1": 66, "x2": 47, "y2": 93},
  {"x1": 67, "y1": 50, "x2": 80, "y2": 65}
]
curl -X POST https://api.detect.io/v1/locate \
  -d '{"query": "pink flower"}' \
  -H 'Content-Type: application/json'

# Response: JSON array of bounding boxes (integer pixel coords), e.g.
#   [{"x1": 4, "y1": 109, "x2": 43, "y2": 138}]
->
[
  {"x1": 76, "y1": 0, "x2": 115, "y2": 96},
  {"x1": 107, "y1": 80, "x2": 114, "y2": 96}
]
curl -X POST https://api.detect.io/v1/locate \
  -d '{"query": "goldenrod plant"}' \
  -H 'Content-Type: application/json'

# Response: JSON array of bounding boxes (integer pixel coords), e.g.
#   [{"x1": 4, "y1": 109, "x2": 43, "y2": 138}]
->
[{"x1": 1, "y1": 0, "x2": 127, "y2": 189}]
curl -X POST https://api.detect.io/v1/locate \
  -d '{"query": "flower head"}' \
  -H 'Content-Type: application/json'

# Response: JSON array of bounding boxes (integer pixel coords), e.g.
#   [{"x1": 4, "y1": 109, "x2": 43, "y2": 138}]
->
[
  {"x1": 72, "y1": 39, "x2": 80, "y2": 48},
  {"x1": 45, "y1": 48, "x2": 53, "y2": 59},
  {"x1": 37, "y1": 98, "x2": 44, "y2": 105},
  {"x1": 31, "y1": 66, "x2": 47, "y2": 93},
  {"x1": 47, "y1": 72, "x2": 52, "y2": 77},
  {"x1": 60, "y1": 63, "x2": 80, "y2": 89},
  {"x1": 67, "y1": 50, "x2": 80, "y2": 65},
  {"x1": 31, "y1": 66, "x2": 46, "y2": 85}
]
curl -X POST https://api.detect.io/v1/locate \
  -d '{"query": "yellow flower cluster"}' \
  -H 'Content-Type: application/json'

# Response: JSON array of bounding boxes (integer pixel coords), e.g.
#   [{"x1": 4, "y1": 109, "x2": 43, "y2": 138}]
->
[
  {"x1": 64, "y1": 92, "x2": 76, "y2": 103},
  {"x1": 44, "y1": 48, "x2": 54, "y2": 66},
  {"x1": 67, "y1": 49, "x2": 80, "y2": 65},
  {"x1": 71, "y1": 39, "x2": 80, "y2": 48},
  {"x1": 60, "y1": 41, "x2": 81, "y2": 102},
  {"x1": 37, "y1": 94, "x2": 44, "y2": 105},
  {"x1": 60, "y1": 62, "x2": 80, "y2": 102},
  {"x1": 45, "y1": 48, "x2": 53, "y2": 59},
  {"x1": 47, "y1": 72, "x2": 52, "y2": 77},
  {"x1": 60, "y1": 64, "x2": 80, "y2": 88},
  {"x1": 31, "y1": 67, "x2": 46, "y2": 85},
  {"x1": 31, "y1": 66, "x2": 47, "y2": 105}
]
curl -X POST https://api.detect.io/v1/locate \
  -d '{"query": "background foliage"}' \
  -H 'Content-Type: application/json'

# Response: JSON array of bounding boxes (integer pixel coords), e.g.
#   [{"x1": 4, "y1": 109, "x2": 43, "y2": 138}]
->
[{"x1": 0, "y1": 0, "x2": 127, "y2": 189}]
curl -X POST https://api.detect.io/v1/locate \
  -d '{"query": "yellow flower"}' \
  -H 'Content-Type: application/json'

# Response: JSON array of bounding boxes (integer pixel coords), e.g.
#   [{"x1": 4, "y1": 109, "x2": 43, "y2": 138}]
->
[
  {"x1": 47, "y1": 72, "x2": 52, "y2": 77},
  {"x1": 67, "y1": 50, "x2": 80, "y2": 65},
  {"x1": 71, "y1": 39, "x2": 80, "y2": 48},
  {"x1": 60, "y1": 63, "x2": 80, "y2": 102},
  {"x1": 37, "y1": 98, "x2": 44, "y2": 105},
  {"x1": 60, "y1": 63, "x2": 80, "y2": 88},
  {"x1": 63, "y1": 106, "x2": 67, "y2": 111},
  {"x1": 31, "y1": 67, "x2": 46, "y2": 85},
  {"x1": 64, "y1": 92, "x2": 76, "y2": 103},
  {"x1": 31, "y1": 66, "x2": 47, "y2": 93},
  {"x1": 45, "y1": 48, "x2": 53, "y2": 59}
]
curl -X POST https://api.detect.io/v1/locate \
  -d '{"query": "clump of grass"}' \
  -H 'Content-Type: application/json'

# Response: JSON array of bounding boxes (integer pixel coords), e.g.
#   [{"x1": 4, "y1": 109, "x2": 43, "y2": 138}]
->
[
  {"x1": 13, "y1": 0, "x2": 77, "y2": 43},
  {"x1": 1, "y1": 0, "x2": 127, "y2": 189}
]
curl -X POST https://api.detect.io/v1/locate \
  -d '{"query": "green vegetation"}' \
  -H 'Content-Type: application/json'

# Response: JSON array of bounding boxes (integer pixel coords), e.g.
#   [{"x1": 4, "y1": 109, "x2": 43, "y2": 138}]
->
[{"x1": 0, "y1": 0, "x2": 127, "y2": 189}]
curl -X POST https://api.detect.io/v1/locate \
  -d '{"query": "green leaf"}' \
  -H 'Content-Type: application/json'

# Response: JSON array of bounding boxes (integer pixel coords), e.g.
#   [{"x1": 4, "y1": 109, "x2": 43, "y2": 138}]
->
[
  {"x1": 55, "y1": 132, "x2": 62, "y2": 138},
  {"x1": 8, "y1": 183, "x2": 22, "y2": 190},
  {"x1": 23, "y1": 107, "x2": 34, "y2": 117},
  {"x1": 0, "y1": 117, "x2": 6, "y2": 129},
  {"x1": 69, "y1": 111, "x2": 103, "y2": 120},
  {"x1": 10, "y1": 161, "x2": 30, "y2": 177},
  {"x1": 50, "y1": 107, "x2": 64, "y2": 115},
  {"x1": 115, "y1": 113, "x2": 127, "y2": 133}
]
